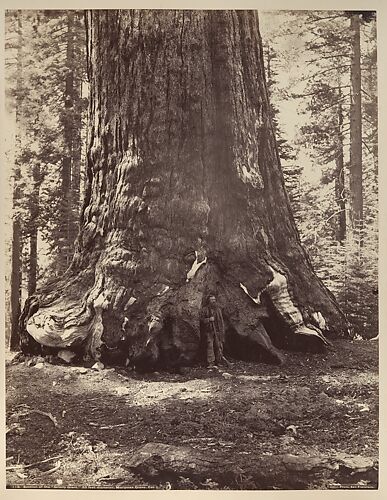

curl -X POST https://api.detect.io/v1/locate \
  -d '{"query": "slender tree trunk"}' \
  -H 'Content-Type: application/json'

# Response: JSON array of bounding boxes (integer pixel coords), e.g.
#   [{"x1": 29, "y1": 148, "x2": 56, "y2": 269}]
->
[
  {"x1": 265, "y1": 43, "x2": 275, "y2": 123},
  {"x1": 28, "y1": 164, "x2": 40, "y2": 295},
  {"x1": 335, "y1": 91, "x2": 346, "y2": 243},
  {"x1": 10, "y1": 12, "x2": 23, "y2": 351},
  {"x1": 20, "y1": 11, "x2": 348, "y2": 367},
  {"x1": 69, "y1": 80, "x2": 82, "y2": 246},
  {"x1": 58, "y1": 11, "x2": 76, "y2": 272},
  {"x1": 10, "y1": 183, "x2": 22, "y2": 350},
  {"x1": 349, "y1": 13, "x2": 363, "y2": 244},
  {"x1": 69, "y1": 12, "x2": 84, "y2": 251},
  {"x1": 28, "y1": 234, "x2": 38, "y2": 296}
]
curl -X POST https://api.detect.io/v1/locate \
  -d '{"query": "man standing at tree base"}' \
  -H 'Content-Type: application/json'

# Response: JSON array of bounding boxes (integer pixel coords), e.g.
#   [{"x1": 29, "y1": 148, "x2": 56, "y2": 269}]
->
[{"x1": 200, "y1": 294, "x2": 226, "y2": 368}]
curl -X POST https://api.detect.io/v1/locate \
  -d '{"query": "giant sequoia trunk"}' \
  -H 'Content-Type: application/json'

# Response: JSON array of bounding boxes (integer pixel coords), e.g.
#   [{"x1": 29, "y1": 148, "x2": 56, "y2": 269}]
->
[{"x1": 20, "y1": 11, "x2": 348, "y2": 369}]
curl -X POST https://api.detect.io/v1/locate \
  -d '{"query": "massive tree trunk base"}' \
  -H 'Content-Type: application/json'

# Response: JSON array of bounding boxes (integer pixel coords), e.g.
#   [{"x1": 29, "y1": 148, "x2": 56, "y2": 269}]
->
[
  {"x1": 19, "y1": 10, "x2": 349, "y2": 370},
  {"x1": 20, "y1": 256, "x2": 339, "y2": 372}
]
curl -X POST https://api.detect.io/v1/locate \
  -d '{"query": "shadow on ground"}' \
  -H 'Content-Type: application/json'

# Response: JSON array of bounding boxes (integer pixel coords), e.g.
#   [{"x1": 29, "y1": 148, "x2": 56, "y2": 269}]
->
[{"x1": 6, "y1": 339, "x2": 378, "y2": 490}]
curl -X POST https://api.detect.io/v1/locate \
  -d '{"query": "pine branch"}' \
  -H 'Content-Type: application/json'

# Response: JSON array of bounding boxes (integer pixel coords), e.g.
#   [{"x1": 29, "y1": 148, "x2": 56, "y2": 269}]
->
[
  {"x1": 306, "y1": 53, "x2": 351, "y2": 66},
  {"x1": 50, "y1": 26, "x2": 67, "y2": 35},
  {"x1": 310, "y1": 95, "x2": 351, "y2": 114},
  {"x1": 307, "y1": 35, "x2": 349, "y2": 51},
  {"x1": 292, "y1": 85, "x2": 350, "y2": 98},
  {"x1": 341, "y1": 125, "x2": 351, "y2": 134},
  {"x1": 362, "y1": 115, "x2": 376, "y2": 127},
  {"x1": 324, "y1": 209, "x2": 346, "y2": 225},
  {"x1": 362, "y1": 140, "x2": 374, "y2": 155},
  {"x1": 306, "y1": 14, "x2": 346, "y2": 24},
  {"x1": 360, "y1": 88, "x2": 374, "y2": 99},
  {"x1": 305, "y1": 64, "x2": 351, "y2": 82}
]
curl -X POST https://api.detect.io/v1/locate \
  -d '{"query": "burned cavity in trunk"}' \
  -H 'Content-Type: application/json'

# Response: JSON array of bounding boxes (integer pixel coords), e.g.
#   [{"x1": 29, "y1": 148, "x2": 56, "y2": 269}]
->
[{"x1": 19, "y1": 11, "x2": 348, "y2": 372}]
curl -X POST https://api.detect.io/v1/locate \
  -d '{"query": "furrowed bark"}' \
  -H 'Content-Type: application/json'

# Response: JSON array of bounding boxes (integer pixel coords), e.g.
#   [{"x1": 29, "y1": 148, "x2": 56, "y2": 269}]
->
[{"x1": 20, "y1": 11, "x2": 348, "y2": 367}]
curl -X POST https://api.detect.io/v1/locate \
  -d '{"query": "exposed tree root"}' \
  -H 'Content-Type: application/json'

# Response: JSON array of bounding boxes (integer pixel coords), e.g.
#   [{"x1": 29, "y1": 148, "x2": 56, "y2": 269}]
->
[{"x1": 19, "y1": 260, "x2": 335, "y2": 371}]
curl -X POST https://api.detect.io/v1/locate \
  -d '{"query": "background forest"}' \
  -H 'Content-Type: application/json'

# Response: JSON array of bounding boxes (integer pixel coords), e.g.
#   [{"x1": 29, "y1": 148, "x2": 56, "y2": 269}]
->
[{"x1": 4, "y1": 9, "x2": 378, "y2": 347}]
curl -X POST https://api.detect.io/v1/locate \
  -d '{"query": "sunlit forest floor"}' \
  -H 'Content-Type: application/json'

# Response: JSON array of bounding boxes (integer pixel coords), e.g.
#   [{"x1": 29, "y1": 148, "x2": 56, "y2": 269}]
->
[{"x1": 6, "y1": 339, "x2": 378, "y2": 490}]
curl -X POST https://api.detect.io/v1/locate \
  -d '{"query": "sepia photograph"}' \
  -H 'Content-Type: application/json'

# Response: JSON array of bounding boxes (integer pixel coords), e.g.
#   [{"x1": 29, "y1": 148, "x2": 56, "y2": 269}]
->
[{"x1": 3, "y1": 3, "x2": 380, "y2": 491}]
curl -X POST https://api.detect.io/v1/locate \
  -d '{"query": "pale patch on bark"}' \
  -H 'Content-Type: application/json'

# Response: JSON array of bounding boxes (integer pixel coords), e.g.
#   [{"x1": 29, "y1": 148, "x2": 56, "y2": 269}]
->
[
  {"x1": 186, "y1": 251, "x2": 207, "y2": 281},
  {"x1": 260, "y1": 227, "x2": 269, "y2": 246},
  {"x1": 25, "y1": 271, "x2": 109, "y2": 357},
  {"x1": 265, "y1": 266, "x2": 304, "y2": 328},
  {"x1": 122, "y1": 316, "x2": 129, "y2": 331},
  {"x1": 148, "y1": 315, "x2": 162, "y2": 334},
  {"x1": 293, "y1": 324, "x2": 331, "y2": 346},
  {"x1": 113, "y1": 286, "x2": 128, "y2": 310},
  {"x1": 84, "y1": 288, "x2": 113, "y2": 359},
  {"x1": 127, "y1": 195, "x2": 145, "y2": 211},
  {"x1": 122, "y1": 150, "x2": 140, "y2": 170},
  {"x1": 82, "y1": 221, "x2": 97, "y2": 246},
  {"x1": 93, "y1": 290, "x2": 110, "y2": 310},
  {"x1": 157, "y1": 285, "x2": 170, "y2": 296},
  {"x1": 26, "y1": 299, "x2": 92, "y2": 348},
  {"x1": 312, "y1": 311, "x2": 327, "y2": 330},
  {"x1": 84, "y1": 305, "x2": 104, "y2": 360},
  {"x1": 239, "y1": 282, "x2": 261, "y2": 305},
  {"x1": 265, "y1": 266, "x2": 331, "y2": 345},
  {"x1": 126, "y1": 296, "x2": 137, "y2": 307},
  {"x1": 236, "y1": 161, "x2": 263, "y2": 189}
]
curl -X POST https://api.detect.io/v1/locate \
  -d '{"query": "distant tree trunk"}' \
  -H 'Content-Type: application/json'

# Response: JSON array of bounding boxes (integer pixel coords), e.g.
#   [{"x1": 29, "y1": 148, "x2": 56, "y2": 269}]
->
[
  {"x1": 69, "y1": 82, "x2": 82, "y2": 246},
  {"x1": 69, "y1": 12, "x2": 84, "y2": 252},
  {"x1": 10, "y1": 12, "x2": 23, "y2": 351},
  {"x1": 349, "y1": 13, "x2": 363, "y2": 243},
  {"x1": 58, "y1": 11, "x2": 76, "y2": 272},
  {"x1": 335, "y1": 91, "x2": 346, "y2": 243},
  {"x1": 265, "y1": 42, "x2": 275, "y2": 122},
  {"x1": 20, "y1": 11, "x2": 348, "y2": 367},
  {"x1": 28, "y1": 163, "x2": 41, "y2": 295},
  {"x1": 10, "y1": 175, "x2": 22, "y2": 350}
]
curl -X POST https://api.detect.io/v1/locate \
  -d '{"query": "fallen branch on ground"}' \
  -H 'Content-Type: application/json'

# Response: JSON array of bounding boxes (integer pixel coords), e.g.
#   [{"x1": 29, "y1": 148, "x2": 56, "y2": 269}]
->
[
  {"x1": 6, "y1": 455, "x2": 63, "y2": 471},
  {"x1": 98, "y1": 476, "x2": 126, "y2": 483},
  {"x1": 41, "y1": 462, "x2": 62, "y2": 475},
  {"x1": 99, "y1": 423, "x2": 126, "y2": 430},
  {"x1": 10, "y1": 406, "x2": 58, "y2": 427},
  {"x1": 28, "y1": 410, "x2": 58, "y2": 427}
]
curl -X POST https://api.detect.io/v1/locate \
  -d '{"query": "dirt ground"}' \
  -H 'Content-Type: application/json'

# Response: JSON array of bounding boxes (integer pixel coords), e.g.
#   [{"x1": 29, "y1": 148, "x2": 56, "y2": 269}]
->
[{"x1": 5, "y1": 338, "x2": 378, "y2": 490}]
